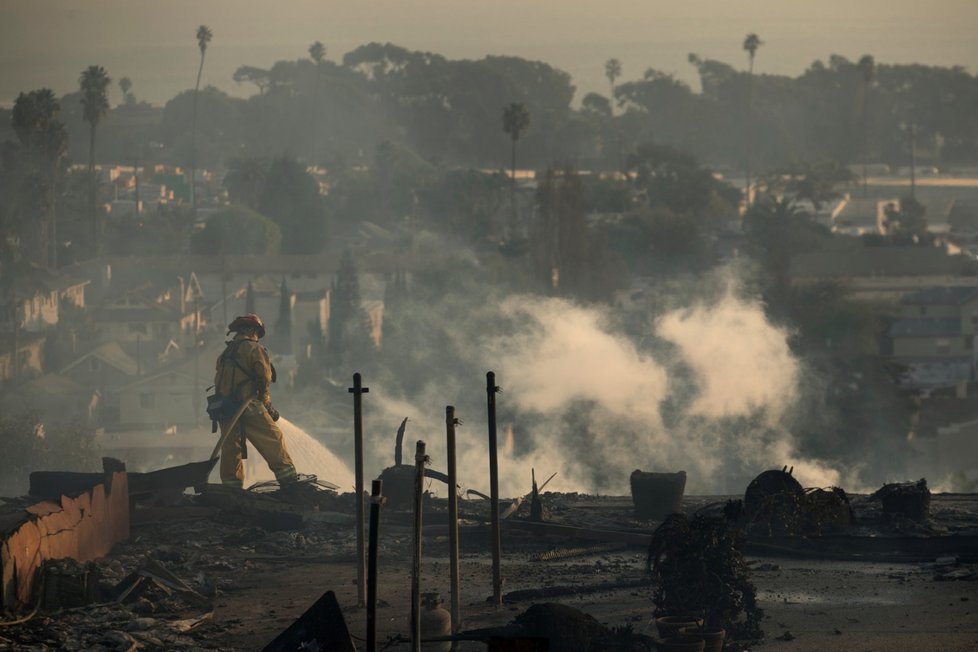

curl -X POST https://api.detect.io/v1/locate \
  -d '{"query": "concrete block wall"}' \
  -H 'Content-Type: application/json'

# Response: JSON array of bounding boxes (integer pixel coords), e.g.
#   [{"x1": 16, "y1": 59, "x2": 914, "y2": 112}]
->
[{"x1": 0, "y1": 471, "x2": 129, "y2": 611}]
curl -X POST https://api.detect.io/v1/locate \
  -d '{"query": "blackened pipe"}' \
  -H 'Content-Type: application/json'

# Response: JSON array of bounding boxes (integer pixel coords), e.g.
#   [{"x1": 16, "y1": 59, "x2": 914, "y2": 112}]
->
[
  {"x1": 366, "y1": 479, "x2": 384, "y2": 652},
  {"x1": 446, "y1": 406, "x2": 461, "y2": 640},
  {"x1": 486, "y1": 371, "x2": 502, "y2": 605},
  {"x1": 349, "y1": 372, "x2": 369, "y2": 608},
  {"x1": 411, "y1": 440, "x2": 426, "y2": 652}
]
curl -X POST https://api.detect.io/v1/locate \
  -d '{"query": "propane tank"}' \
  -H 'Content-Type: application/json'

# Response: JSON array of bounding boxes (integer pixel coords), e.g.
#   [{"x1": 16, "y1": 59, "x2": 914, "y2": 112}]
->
[{"x1": 420, "y1": 591, "x2": 452, "y2": 651}]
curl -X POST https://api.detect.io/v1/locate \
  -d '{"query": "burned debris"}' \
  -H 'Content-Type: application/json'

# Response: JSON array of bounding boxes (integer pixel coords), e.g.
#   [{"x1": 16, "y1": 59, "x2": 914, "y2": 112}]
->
[
  {"x1": 630, "y1": 470, "x2": 686, "y2": 521},
  {"x1": 1, "y1": 368, "x2": 977, "y2": 651},
  {"x1": 873, "y1": 478, "x2": 931, "y2": 523},
  {"x1": 738, "y1": 467, "x2": 854, "y2": 537}
]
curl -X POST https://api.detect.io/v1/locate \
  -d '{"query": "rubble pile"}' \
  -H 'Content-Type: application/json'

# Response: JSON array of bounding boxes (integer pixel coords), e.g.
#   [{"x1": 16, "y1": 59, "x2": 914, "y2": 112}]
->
[
  {"x1": 512, "y1": 603, "x2": 631, "y2": 652},
  {"x1": 0, "y1": 478, "x2": 375, "y2": 650},
  {"x1": 873, "y1": 478, "x2": 931, "y2": 523},
  {"x1": 0, "y1": 603, "x2": 212, "y2": 651},
  {"x1": 1, "y1": 463, "x2": 976, "y2": 650}
]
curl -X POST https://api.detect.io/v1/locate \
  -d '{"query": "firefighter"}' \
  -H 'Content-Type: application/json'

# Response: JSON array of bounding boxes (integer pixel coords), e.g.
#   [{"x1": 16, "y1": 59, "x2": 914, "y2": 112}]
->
[{"x1": 214, "y1": 313, "x2": 298, "y2": 488}]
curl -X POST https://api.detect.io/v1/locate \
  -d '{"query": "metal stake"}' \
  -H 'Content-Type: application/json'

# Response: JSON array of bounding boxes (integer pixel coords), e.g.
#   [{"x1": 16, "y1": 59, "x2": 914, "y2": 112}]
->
[
  {"x1": 411, "y1": 440, "x2": 426, "y2": 652},
  {"x1": 446, "y1": 406, "x2": 461, "y2": 641},
  {"x1": 486, "y1": 371, "x2": 502, "y2": 605},
  {"x1": 349, "y1": 372, "x2": 369, "y2": 608},
  {"x1": 366, "y1": 479, "x2": 384, "y2": 652}
]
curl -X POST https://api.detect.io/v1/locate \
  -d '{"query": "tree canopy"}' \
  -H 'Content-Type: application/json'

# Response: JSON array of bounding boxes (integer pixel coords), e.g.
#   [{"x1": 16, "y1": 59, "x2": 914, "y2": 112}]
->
[
  {"x1": 189, "y1": 205, "x2": 281, "y2": 255},
  {"x1": 257, "y1": 156, "x2": 328, "y2": 254}
]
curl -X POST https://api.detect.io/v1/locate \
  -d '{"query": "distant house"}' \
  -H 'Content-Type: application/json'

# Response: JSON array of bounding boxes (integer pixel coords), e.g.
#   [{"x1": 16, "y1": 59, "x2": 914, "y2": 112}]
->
[
  {"x1": 0, "y1": 333, "x2": 46, "y2": 385},
  {"x1": 60, "y1": 341, "x2": 140, "y2": 389},
  {"x1": 223, "y1": 276, "x2": 330, "y2": 359},
  {"x1": 831, "y1": 197, "x2": 889, "y2": 236},
  {"x1": 789, "y1": 245, "x2": 971, "y2": 302},
  {"x1": 16, "y1": 285, "x2": 59, "y2": 333},
  {"x1": 918, "y1": 199, "x2": 955, "y2": 235},
  {"x1": 888, "y1": 286, "x2": 978, "y2": 387},
  {"x1": 151, "y1": 171, "x2": 190, "y2": 202},
  {"x1": 905, "y1": 384, "x2": 978, "y2": 488},
  {"x1": 93, "y1": 283, "x2": 203, "y2": 346},
  {"x1": 12, "y1": 373, "x2": 100, "y2": 422},
  {"x1": 59, "y1": 277, "x2": 89, "y2": 310},
  {"x1": 60, "y1": 341, "x2": 141, "y2": 425},
  {"x1": 135, "y1": 183, "x2": 172, "y2": 211},
  {"x1": 3, "y1": 267, "x2": 90, "y2": 333},
  {"x1": 117, "y1": 366, "x2": 201, "y2": 429}
]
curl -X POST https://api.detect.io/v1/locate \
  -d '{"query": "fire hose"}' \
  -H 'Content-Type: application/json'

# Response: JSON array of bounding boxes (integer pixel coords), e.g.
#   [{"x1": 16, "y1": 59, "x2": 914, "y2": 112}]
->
[{"x1": 209, "y1": 398, "x2": 256, "y2": 461}]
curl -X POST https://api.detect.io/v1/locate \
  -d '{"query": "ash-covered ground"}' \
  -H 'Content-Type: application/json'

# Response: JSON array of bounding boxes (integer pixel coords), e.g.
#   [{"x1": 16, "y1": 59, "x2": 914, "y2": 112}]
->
[{"x1": 2, "y1": 489, "x2": 978, "y2": 651}]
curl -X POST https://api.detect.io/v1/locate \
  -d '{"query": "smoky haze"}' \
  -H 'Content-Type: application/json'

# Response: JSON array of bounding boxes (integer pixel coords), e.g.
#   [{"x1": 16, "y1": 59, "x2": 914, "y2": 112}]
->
[
  {"x1": 294, "y1": 243, "x2": 854, "y2": 498},
  {"x1": 1, "y1": 0, "x2": 976, "y2": 105},
  {"x1": 2, "y1": 0, "x2": 974, "y2": 498}
]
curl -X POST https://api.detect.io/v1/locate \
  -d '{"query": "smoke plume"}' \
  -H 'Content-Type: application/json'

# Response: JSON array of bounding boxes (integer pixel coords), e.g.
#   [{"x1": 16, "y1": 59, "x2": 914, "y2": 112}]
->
[{"x1": 293, "y1": 250, "x2": 856, "y2": 497}]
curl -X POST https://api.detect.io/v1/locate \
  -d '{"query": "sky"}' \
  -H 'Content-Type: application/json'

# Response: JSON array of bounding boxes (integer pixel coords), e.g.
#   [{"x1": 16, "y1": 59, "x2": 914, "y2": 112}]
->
[{"x1": 0, "y1": 0, "x2": 976, "y2": 106}]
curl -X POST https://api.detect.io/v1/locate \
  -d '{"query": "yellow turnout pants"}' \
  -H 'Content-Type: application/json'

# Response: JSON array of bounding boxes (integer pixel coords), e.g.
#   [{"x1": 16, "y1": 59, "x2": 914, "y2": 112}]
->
[{"x1": 220, "y1": 403, "x2": 297, "y2": 488}]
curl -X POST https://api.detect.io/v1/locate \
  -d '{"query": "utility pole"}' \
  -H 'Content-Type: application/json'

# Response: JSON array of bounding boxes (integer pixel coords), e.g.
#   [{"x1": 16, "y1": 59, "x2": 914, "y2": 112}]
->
[
  {"x1": 349, "y1": 372, "x2": 369, "y2": 607},
  {"x1": 446, "y1": 406, "x2": 461, "y2": 640},
  {"x1": 486, "y1": 371, "x2": 502, "y2": 605},
  {"x1": 366, "y1": 479, "x2": 384, "y2": 652},
  {"x1": 411, "y1": 440, "x2": 427, "y2": 652}
]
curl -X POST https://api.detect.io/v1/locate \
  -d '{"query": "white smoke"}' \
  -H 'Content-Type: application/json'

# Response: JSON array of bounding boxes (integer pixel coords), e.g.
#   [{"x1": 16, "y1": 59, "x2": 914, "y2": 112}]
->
[
  {"x1": 289, "y1": 259, "x2": 853, "y2": 497},
  {"x1": 463, "y1": 285, "x2": 828, "y2": 495},
  {"x1": 656, "y1": 291, "x2": 798, "y2": 424}
]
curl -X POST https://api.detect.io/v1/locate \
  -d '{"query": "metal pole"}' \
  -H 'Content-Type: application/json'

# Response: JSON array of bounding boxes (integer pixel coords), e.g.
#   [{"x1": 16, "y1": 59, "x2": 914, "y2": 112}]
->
[
  {"x1": 366, "y1": 479, "x2": 384, "y2": 652},
  {"x1": 486, "y1": 371, "x2": 502, "y2": 605},
  {"x1": 349, "y1": 372, "x2": 370, "y2": 608},
  {"x1": 411, "y1": 440, "x2": 426, "y2": 652},
  {"x1": 446, "y1": 406, "x2": 461, "y2": 640},
  {"x1": 910, "y1": 122, "x2": 917, "y2": 201}
]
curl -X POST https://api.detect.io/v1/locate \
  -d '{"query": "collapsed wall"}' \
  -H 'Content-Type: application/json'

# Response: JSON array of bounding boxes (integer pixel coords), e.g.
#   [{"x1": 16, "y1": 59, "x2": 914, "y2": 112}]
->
[{"x1": 0, "y1": 463, "x2": 129, "y2": 611}]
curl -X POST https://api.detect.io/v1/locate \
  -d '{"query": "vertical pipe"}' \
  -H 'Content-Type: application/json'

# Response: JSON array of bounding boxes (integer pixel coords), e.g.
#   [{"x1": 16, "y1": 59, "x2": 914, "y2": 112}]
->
[
  {"x1": 486, "y1": 371, "x2": 502, "y2": 605},
  {"x1": 910, "y1": 122, "x2": 917, "y2": 201},
  {"x1": 349, "y1": 372, "x2": 369, "y2": 608},
  {"x1": 446, "y1": 406, "x2": 460, "y2": 641},
  {"x1": 411, "y1": 440, "x2": 426, "y2": 652},
  {"x1": 366, "y1": 479, "x2": 384, "y2": 652}
]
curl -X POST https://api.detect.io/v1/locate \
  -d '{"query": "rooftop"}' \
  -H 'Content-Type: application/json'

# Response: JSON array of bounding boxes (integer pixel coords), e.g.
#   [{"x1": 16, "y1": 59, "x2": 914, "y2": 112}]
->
[
  {"x1": 901, "y1": 286, "x2": 978, "y2": 305},
  {"x1": 790, "y1": 246, "x2": 963, "y2": 279},
  {"x1": 890, "y1": 317, "x2": 962, "y2": 337}
]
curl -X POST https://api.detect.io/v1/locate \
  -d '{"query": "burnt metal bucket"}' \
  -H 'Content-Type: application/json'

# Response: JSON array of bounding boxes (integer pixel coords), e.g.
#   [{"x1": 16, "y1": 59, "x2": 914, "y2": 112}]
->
[{"x1": 630, "y1": 470, "x2": 686, "y2": 520}]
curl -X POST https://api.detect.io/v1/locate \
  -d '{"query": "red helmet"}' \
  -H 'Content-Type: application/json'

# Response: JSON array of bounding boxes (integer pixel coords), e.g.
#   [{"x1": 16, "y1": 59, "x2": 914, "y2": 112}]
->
[{"x1": 228, "y1": 313, "x2": 266, "y2": 338}]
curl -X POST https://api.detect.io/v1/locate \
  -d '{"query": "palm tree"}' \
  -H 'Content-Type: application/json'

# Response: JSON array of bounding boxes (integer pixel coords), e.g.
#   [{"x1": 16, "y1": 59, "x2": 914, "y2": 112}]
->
[
  {"x1": 191, "y1": 24, "x2": 213, "y2": 215},
  {"x1": 502, "y1": 102, "x2": 531, "y2": 234},
  {"x1": 309, "y1": 41, "x2": 326, "y2": 66},
  {"x1": 11, "y1": 89, "x2": 68, "y2": 268},
  {"x1": 308, "y1": 41, "x2": 327, "y2": 164},
  {"x1": 604, "y1": 58, "x2": 621, "y2": 115},
  {"x1": 80, "y1": 65, "x2": 110, "y2": 256},
  {"x1": 742, "y1": 33, "x2": 763, "y2": 210},
  {"x1": 605, "y1": 58, "x2": 623, "y2": 175},
  {"x1": 119, "y1": 77, "x2": 132, "y2": 104},
  {"x1": 857, "y1": 54, "x2": 876, "y2": 197}
]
